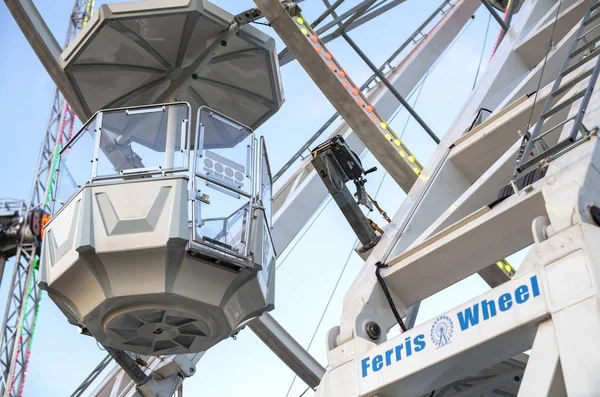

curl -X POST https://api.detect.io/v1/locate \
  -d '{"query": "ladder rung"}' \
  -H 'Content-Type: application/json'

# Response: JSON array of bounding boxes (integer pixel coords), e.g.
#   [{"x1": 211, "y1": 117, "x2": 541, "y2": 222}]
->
[
  {"x1": 534, "y1": 115, "x2": 577, "y2": 142},
  {"x1": 579, "y1": 21, "x2": 600, "y2": 40},
  {"x1": 546, "y1": 134, "x2": 591, "y2": 163},
  {"x1": 585, "y1": 8, "x2": 600, "y2": 26},
  {"x1": 542, "y1": 90, "x2": 586, "y2": 120},
  {"x1": 517, "y1": 137, "x2": 576, "y2": 173},
  {"x1": 592, "y1": 1, "x2": 600, "y2": 12},
  {"x1": 570, "y1": 34, "x2": 600, "y2": 59},
  {"x1": 553, "y1": 68, "x2": 594, "y2": 97},
  {"x1": 562, "y1": 46, "x2": 600, "y2": 77}
]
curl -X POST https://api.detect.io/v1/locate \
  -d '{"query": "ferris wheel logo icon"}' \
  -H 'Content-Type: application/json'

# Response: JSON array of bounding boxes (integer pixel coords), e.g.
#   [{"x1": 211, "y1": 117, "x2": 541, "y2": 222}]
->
[{"x1": 430, "y1": 315, "x2": 454, "y2": 348}]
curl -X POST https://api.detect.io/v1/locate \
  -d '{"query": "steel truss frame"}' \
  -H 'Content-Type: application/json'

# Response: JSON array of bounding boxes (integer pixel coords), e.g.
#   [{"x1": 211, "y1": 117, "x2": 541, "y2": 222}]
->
[
  {"x1": 277, "y1": 0, "x2": 408, "y2": 65},
  {"x1": 76, "y1": 0, "x2": 522, "y2": 394},
  {"x1": 0, "y1": 1, "x2": 91, "y2": 396},
  {"x1": 316, "y1": 131, "x2": 600, "y2": 395},
  {"x1": 312, "y1": 0, "x2": 600, "y2": 395},
  {"x1": 70, "y1": 1, "x2": 473, "y2": 395},
  {"x1": 6, "y1": 0, "x2": 584, "y2": 389}
]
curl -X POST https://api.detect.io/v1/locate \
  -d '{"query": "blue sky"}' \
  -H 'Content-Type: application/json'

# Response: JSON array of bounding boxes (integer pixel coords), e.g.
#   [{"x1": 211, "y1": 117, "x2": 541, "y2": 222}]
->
[{"x1": 0, "y1": 1, "x2": 517, "y2": 396}]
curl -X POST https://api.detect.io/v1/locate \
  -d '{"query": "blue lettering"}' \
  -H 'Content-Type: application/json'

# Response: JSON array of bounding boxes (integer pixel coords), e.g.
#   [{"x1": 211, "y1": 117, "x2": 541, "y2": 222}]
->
[
  {"x1": 373, "y1": 355, "x2": 383, "y2": 372},
  {"x1": 384, "y1": 349, "x2": 393, "y2": 366},
  {"x1": 531, "y1": 275, "x2": 540, "y2": 297},
  {"x1": 457, "y1": 303, "x2": 480, "y2": 330},
  {"x1": 515, "y1": 285, "x2": 529, "y2": 304},
  {"x1": 394, "y1": 343, "x2": 403, "y2": 361},
  {"x1": 498, "y1": 293, "x2": 512, "y2": 311},
  {"x1": 361, "y1": 357, "x2": 370, "y2": 377},
  {"x1": 405, "y1": 337, "x2": 412, "y2": 356},
  {"x1": 414, "y1": 334, "x2": 426, "y2": 352},
  {"x1": 481, "y1": 299, "x2": 497, "y2": 320}
]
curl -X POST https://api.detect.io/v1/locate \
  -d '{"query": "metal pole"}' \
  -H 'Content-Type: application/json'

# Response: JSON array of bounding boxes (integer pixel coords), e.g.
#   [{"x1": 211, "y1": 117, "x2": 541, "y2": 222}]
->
[
  {"x1": 329, "y1": 0, "x2": 377, "y2": 39},
  {"x1": 70, "y1": 354, "x2": 113, "y2": 397},
  {"x1": 165, "y1": 104, "x2": 178, "y2": 169},
  {"x1": 248, "y1": 313, "x2": 325, "y2": 388},
  {"x1": 384, "y1": 0, "x2": 453, "y2": 67},
  {"x1": 274, "y1": 0, "x2": 452, "y2": 180},
  {"x1": 310, "y1": 0, "x2": 346, "y2": 28},
  {"x1": 481, "y1": 0, "x2": 509, "y2": 32},
  {"x1": 497, "y1": 0, "x2": 518, "y2": 44},
  {"x1": 104, "y1": 346, "x2": 149, "y2": 387},
  {"x1": 342, "y1": 33, "x2": 441, "y2": 144}
]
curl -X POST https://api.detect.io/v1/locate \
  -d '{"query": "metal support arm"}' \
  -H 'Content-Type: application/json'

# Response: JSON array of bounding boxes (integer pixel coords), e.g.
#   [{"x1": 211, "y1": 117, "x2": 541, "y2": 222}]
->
[
  {"x1": 481, "y1": 0, "x2": 510, "y2": 31},
  {"x1": 249, "y1": 313, "x2": 326, "y2": 389},
  {"x1": 4, "y1": 0, "x2": 89, "y2": 120}
]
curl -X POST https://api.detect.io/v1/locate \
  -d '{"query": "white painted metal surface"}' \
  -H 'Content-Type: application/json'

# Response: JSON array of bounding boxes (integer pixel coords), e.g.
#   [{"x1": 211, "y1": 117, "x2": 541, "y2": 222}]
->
[
  {"x1": 12, "y1": 0, "x2": 600, "y2": 396},
  {"x1": 272, "y1": 0, "x2": 482, "y2": 254}
]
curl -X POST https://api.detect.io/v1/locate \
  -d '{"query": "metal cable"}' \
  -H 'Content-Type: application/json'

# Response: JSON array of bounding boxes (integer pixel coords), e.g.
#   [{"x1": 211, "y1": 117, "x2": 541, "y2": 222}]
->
[
  {"x1": 514, "y1": 0, "x2": 564, "y2": 178},
  {"x1": 524, "y1": 0, "x2": 565, "y2": 134},
  {"x1": 285, "y1": 170, "x2": 389, "y2": 397},
  {"x1": 473, "y1": 13, "x2": 492, "y2": 90}
]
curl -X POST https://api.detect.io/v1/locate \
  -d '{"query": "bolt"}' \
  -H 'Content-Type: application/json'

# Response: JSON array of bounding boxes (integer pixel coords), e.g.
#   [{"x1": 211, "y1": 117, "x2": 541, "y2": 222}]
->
[
  {"x1": 221, "y1": 40, "x2": 227, "y2": 47},
  {"x1": 590, "y1": 205, "x2": 600, "y2": 226},
  {"x1": 365, "y1": 322, "x2": 381, "y2": 341},
  {"x1": 153, "y1": 328, "x2": 165, "y2": 335},
  {"x1": 514, "y1": 376, "x2": 520, "y2": 382},
  {"x1": 191, "y1": 73, "x2": 198, "y2": 80}
]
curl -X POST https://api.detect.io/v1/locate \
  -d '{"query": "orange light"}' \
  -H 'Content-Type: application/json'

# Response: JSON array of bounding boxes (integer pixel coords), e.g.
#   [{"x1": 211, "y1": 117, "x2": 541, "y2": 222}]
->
[
  {"x1": 357, "y1": 99, "x2": 363, "y2": 106},
  {"x1": 342, "y1": 82, "x2": 349, "y2": 88},
  {"x1": 352, "y1": 87, "x2": 359, "y2": 95},
  {"x1": 366, "y1": 105, "x2": 373, "y2": 112},
  {"x1": 371, "y1": 116, "x2": 377, "y2": 123},
  {"x1": 325, "y1": 53, "x2": 332, "y2": 60},
  {"x1": 40, "y1": 213, "x2": 50, "y2": 240},
  {"x1": 338, "y1": 70, "x2": 346, "y2": 78},
  {"x1": 329, "y1": 64, "x2": 335, "y2": 71},
  {"x1": 315, "y1": 46, "x2": 322, "y2": 53},
  {"x1": 311, "y1": 35, "x2": 318, "y2": 42}
]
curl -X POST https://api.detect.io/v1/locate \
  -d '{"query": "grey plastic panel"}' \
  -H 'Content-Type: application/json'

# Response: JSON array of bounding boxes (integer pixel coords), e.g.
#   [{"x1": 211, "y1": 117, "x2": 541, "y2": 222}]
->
[{"x1": 61, "y1": 0, "x2": 284, "y2": 130}]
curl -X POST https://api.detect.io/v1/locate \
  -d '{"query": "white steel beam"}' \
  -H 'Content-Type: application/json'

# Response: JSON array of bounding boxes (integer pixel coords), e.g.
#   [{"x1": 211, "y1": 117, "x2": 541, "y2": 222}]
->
[
  {"x1": 272, "y1": 0, "x2": 480, "y2": 253},
  {"x1": 248, "y1": 313, "x2": 326, "y2": 388},
  {"x1": 85, "y1": 313, "x2": 324, "y2": 396},
  {"x1": 4, "y1": 0, "x2": 89, "y2": 121},
  {"x1": 383, "y1": 185, "x2": 546, "y2": 308},
  {"x1": 315, "y1": 273, "x2": 548, "y2": 397},
  {"x1": 428, "y1": 70, "x2": 588, "y2": 240},
  {"x1": 89, "y1": 353, "x2": 203, "y2": 397},
  {"x1": 515, "y1": 0, "x2": 587, "y2": 68},
  {"x1": 333, "y1": 0, "x2": 576, "y2": 340},
  {"x1": 517, "y1": 320, "x2": 566, "y2": 397},
  {"x1": 255, "y1": 0, "x2": 423, "y2": 192}
]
